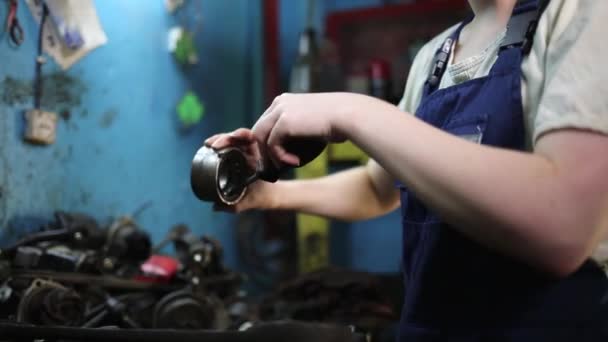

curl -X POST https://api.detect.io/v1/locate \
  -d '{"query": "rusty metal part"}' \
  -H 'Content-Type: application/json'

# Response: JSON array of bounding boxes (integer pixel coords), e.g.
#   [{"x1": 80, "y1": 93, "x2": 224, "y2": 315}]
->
[
  {"x1": 105, "y1": 217, "x2": 151, "y2": 264},
  {"x1": 10, "y1": 269, "x2": 242, "y2": 292},
  {"x1": 191, "y1": 146, "x2": 252, "y2": 205},
  {"x1": 152, "y1": 290, "x2": 229, "y2": 330},
  {"x1": 17, "y1": 279, "x2": 84, "y2": 326}
]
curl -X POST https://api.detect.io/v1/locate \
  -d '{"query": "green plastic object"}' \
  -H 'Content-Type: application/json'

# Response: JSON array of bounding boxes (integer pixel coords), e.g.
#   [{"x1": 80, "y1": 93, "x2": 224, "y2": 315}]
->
[
  {"x1": 174, "y1": 31, "x2": 198, "y2": 65},
  {"x1": 177, "y1": 92, "x2": 204, "y2": 127}
]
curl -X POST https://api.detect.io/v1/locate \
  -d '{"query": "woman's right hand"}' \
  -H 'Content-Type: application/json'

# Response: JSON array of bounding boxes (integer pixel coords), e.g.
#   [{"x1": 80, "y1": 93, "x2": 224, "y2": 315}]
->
[
  {"x1": 205, "y1": 128, "x2": 262, "y2": 171},
  {"x1": 205, "y1": 128, "x2": 280, "y2": 213}
]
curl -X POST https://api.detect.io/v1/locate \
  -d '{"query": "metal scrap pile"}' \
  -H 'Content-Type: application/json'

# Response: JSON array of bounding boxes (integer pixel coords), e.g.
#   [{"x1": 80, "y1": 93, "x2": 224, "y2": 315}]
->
[
  {"x1": 0, "y1": 211, "x2": 242, "y2": 331},
  {"x1": 0, "y1": 211, "x2": 381, "y2": 342}
]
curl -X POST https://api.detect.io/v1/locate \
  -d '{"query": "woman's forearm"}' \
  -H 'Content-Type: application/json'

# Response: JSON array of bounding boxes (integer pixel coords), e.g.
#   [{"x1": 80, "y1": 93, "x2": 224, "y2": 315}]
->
[
  {"x1": 272, "y1": 165, "x2": 399, "y2": 222},
  {"x1": 337, "y1": 98, "x2": 608, "y2": 276}
]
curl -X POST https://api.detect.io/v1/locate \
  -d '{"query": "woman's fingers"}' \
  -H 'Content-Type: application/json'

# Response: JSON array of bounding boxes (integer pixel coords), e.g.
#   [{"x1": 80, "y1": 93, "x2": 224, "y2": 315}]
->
[
  {"x1": 204, "y1": 134, "x2": 222, "y2": 146},
  {"x1": 207, "y1": 129, "x2": 256, "y2": 150},
  {"x1": 273, "y1": 145, "x2": 300, "y2": 166},
  {"x1": 267, "y1": 119, "x2": 300, "y2": 166},
  {"x1": 252, "y1": 99, "x2": 283, "y2": 147},
  {"x1": 229, "y1": 128, "x2": 255, "y2": 140}
]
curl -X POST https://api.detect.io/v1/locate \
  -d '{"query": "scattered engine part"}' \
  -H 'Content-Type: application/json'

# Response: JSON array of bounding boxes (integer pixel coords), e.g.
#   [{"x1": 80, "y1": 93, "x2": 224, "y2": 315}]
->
[
  {"x1": 173, "y1": 228, "x2": 206, "y2": 265},
  {"x1": 105, "y1": 217, "x2": 151, "y2": 264},
  {"x1": 2, "y1": 212, "x2": 104, "y2": 257},
  {"x1": 177, "y1": 234, "x2": 225, "y2": 277},
  {"x1": 52, "y1": 211, "x2": 106, "y2": 249},
  {"x1": 17, "y1": 279, "x2": 85, "y2": 326},
  {"x1": 0, "y1": 284, "x2": 12, "y2": 302},
  {"x1": 3, "y1": 229, "x2": 72, "y2": 257},
  {"x1": 0, "y1": 260, "x2": 10, "y2": 281},
  {"x1": 14, "y1": 244, "x2": 98, "y2": 273},
  {"x1": 122, "y1": 293, "x2": 158, "y2": 328},
  {"x1": 152, "y1": 290, "x2": 225, "y2": 330},
  {"x1": 9, "y1": 268, "x2": 243, "y2": 295},
  {"x1": 13, "y1": 246, "x2": 43, "y2": 269},
  {"x1": 165, "y1": 226, "x2": 241, "y2": 297},
  {"x1": 152, "y1": 224, "x2": 190, "y2": 254},
  {"x1": 40, "y1": 245, "x2": 97, "y2": 273},
  {"x1": 82, "y1": 293, "x2": 141, "y2": 328},
  {"x1": 138, "y1": 255, "x2": 180, "y2": 283}
]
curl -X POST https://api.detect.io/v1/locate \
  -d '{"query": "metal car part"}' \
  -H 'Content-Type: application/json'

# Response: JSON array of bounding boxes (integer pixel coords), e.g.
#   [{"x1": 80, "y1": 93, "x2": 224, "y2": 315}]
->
[
  {"x1": 17, "y1": 279, "x2": 84, "y2": 326},
  {"x1": 105, "y1": 217, "x2": 151, "y2": 264},
  {"x1": 191, "y1": 146, "x2": 252, "y2": 205},
  {"x1": 13, "y1": 246, "x2": 43, "y2": 269},
  {"x1": 153, "y1": 290, "x2": 216, "y2": 330}
]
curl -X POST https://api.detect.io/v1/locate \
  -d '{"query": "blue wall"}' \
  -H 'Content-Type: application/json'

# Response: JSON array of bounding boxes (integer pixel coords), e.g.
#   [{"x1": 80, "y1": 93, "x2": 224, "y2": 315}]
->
[
  {"x1": 279, "y1": 0, "x2": 403, "y2": 273},
  {"x1": 0, "y1": 0, "x2": 263, "y2": 269}
]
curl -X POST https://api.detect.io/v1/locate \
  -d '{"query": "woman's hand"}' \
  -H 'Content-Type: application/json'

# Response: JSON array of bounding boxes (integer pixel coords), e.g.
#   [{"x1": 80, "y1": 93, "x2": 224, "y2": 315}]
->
[
  {"x1": 205, "y1": 128, "x2": 279, "y2": 212},
  {"x1": 252, "y1": 92, "x2": 381, "y2": 167},
  {"x1": 205, "y1": 128, "x2": 261, "y2": 171}
]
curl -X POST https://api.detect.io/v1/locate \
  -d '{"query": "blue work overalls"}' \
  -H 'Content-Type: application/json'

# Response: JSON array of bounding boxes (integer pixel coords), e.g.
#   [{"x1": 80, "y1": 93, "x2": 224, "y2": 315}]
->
[{"x1": 397, "y1": 2, "x2": 608, "y2": 341}]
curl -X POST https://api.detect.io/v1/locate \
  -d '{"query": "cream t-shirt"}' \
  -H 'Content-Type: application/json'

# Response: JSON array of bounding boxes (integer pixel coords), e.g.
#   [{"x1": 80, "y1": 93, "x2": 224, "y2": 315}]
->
[
  {"x1": 399, "y1": 0, "x2": 608, "y2": 146},
  {"x1": 397, "y1": 0, "x2": 608, "y2": 261}
]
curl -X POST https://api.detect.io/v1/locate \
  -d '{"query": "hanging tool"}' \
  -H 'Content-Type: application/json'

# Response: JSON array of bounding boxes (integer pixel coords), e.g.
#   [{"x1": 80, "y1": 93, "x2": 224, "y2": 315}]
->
[
  {"x1": 24, "y1": 3, "x2": 59, "y2": 145},
  {"x1": 5, "y1": 0, "x2": 24, "y2": 46}
]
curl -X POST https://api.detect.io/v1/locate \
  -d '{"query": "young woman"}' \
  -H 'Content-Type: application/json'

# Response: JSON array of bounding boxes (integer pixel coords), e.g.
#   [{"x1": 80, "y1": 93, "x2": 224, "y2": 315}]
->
[{"x1": 207, "y1": 0, "x2": 608, "y2": 340}]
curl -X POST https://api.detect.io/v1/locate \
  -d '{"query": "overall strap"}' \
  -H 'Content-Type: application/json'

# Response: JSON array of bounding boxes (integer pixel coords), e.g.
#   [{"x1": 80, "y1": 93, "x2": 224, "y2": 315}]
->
[
  {"x1": 424, "y1": 0, "x2": 551, "y2": 93},
  {"x1": 500, "y1": 0, "x2": 551, "y2": 54},
  {"x1": 424, "y1": 18, "x2": 472, "y2": 95},
  {"x1": 491, "y1": 0, "x2": 551, "y2": 74}
]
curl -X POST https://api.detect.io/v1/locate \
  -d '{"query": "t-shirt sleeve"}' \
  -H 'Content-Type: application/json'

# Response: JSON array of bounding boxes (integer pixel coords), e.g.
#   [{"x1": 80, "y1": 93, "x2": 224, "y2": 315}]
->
[{"x1": 529, "y1": 0, "x2": 608, "y2": 143}]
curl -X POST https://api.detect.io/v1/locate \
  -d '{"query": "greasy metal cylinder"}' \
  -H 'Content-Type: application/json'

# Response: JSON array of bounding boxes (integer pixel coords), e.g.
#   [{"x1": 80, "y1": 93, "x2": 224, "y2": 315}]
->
[{"x1": 190, "y1": 146, "x2": 250, "y2": 205}]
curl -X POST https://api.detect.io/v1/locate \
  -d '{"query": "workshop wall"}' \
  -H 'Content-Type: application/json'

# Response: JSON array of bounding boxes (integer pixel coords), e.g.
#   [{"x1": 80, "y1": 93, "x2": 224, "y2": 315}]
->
[
  {"x1": 0, "y1": 0, "x2": 263, "y2": 268},
  {"x1": 279, "y1": 0, "x2": 403, "y2": 273}
]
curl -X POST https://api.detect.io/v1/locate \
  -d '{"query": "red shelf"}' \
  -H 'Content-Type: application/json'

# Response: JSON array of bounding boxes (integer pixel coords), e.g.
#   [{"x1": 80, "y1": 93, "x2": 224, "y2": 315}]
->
[{"x1": 325, "y1": 0, "x2": 469, "y2": 97}]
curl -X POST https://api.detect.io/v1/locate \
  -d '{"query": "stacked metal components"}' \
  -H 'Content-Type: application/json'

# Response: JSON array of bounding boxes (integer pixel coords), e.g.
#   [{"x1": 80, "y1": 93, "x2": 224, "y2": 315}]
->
[
  {"x1": 0, "y1": 212, "x2": 241, "y2": 331},
  {"x1": 0, "y1": 212, "x2": 382, "y2": 342}
]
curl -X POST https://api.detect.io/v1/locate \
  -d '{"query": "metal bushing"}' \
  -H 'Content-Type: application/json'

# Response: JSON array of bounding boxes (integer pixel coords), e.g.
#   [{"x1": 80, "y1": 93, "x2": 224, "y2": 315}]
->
[{"x1": 191, "y1": 146, "x2": 250, "y2": 205}]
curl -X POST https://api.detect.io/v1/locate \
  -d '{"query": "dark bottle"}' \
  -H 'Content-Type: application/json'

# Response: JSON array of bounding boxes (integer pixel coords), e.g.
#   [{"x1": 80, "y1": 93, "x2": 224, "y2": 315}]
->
[
  {"x1": 289, "y1": 27, "x2": 321, "y2": 94},
  {"x1": 368, "y1": 59, "x2": 393, "y2": 102},
  {"x1": 254, "y1": 27, "x2": 326, "y2": 183}
]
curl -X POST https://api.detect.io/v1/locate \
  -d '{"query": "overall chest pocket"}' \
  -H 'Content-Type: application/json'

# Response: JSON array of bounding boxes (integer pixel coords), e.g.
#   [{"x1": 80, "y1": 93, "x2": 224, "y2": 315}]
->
[{"x1": 442, "y1": 113, "x2": 488, "y2": 144}]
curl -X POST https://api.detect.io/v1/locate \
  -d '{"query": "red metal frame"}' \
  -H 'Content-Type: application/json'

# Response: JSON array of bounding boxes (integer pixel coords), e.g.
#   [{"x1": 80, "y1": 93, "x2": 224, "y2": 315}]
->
[
  {"x1": 263, "y1": 0, "x2": 280, "y2": 106},
  {"x1": 326, "y1": 0, "x2": 469, "y2": 42},
  {"x1": 324, "y1": 0, "x2": 469, "y2": 97}
]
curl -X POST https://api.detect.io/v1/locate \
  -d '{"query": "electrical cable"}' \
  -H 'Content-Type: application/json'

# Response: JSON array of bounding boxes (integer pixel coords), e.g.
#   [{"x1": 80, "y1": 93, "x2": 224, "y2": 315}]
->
[
  {"x1": 5, "y1": 0, "x2": 24, "y2": 46},
  {"x1": 34, "y1": 3, "x2": 49, "y2": 110}
]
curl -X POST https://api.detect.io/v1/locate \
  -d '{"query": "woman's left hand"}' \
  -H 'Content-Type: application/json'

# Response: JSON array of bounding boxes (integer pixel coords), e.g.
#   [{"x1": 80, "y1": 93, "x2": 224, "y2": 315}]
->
[{"x1": 252, "y1": 92, "x2": 376, "y2": 166}]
